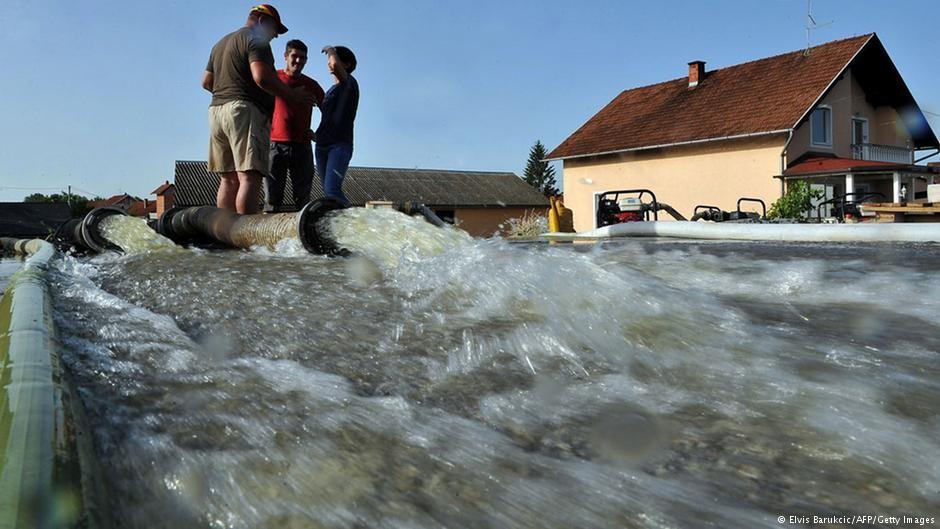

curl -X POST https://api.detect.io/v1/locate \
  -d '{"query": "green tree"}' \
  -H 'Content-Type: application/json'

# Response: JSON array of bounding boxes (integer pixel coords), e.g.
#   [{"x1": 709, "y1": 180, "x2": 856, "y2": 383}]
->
[
  {"x1": 767, "y1": 181, "x2": 824, "y2": 219},
  {"x1": 523, "y1": 140, "x2": 559, "y2": 197},
  {"x1": 23, "y1": 191, "x2": 102, "y2": 217}
]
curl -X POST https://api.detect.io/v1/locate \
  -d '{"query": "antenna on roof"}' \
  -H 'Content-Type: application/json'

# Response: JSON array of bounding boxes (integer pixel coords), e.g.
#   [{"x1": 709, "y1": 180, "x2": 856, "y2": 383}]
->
[{"x1": 805, "y1": 0, "x2": 834, "y2": 55}]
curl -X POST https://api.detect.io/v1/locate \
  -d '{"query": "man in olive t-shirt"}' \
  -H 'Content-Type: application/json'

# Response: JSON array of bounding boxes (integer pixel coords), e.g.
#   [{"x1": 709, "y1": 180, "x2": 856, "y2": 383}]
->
[{"x1": 202, "y1": 4, "x2": 315, "y2": 214}]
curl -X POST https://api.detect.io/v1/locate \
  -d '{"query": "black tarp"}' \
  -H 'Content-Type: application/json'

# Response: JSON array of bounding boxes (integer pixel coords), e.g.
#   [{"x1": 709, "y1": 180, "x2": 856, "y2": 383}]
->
[{"x1": 0, "y1": 202, "x2": 72, "y2": 238}]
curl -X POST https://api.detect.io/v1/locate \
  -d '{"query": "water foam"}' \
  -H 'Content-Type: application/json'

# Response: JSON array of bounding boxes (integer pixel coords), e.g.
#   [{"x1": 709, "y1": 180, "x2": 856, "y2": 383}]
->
[
  {"x1": 99, "y1": 215, "x2": 180, "y2": 255},
  {"x1": 45, "y1": 214, "x2": 940, "y2": 527}
]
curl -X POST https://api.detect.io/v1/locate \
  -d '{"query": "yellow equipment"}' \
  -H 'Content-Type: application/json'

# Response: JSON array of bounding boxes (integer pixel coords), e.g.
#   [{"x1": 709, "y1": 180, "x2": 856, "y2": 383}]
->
[{"x1": 548, "y1": 197, "x2": 574, "y2": 233}]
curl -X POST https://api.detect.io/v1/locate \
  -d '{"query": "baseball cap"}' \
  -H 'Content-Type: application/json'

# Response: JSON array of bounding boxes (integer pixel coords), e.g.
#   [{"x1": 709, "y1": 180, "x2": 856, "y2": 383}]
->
[{"x1": 250, "y1": 4, "x2": 288, "y2": 35}]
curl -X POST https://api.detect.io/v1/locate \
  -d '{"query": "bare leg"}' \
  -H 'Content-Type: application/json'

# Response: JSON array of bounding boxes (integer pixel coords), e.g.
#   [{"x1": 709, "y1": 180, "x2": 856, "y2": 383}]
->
[
  {"x1": 236, "y1": 171, "x2": 263, "y2": 214},
  {"x1": 217, "y1": 171, "x2": 238, "y2": 211}
]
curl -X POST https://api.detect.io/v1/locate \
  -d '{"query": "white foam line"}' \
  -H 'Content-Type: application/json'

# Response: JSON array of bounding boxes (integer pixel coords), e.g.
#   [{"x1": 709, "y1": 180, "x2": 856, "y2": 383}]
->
[{"x1": 542, "y1": 221, "x2": 940, "y2": 242}]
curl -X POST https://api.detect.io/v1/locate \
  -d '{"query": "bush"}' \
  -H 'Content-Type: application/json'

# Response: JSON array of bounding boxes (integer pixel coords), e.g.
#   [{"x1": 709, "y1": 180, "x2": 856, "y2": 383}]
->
[
  {"x1": 767, "y1": 181, "x2": 824, "y2": 219},
  {"x1": 502, "y1": 211, "x2": 548, "y2": 239}
]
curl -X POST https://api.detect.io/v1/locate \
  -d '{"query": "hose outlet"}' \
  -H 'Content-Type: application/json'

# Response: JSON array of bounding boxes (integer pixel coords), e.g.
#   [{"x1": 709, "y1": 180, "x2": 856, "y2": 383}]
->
[
  {"x1": 77, "y1": 207, "x2": 128, "y2": 253},
  {"x1": 297, "y1": 198, "x2": 349, "y2": 255}
]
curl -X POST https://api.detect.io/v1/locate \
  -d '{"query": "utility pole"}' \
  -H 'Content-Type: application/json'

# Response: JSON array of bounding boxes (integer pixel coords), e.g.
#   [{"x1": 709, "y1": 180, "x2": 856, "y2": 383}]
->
[{"x1": 67, "y1": 185, "x2": 72, "y2": 208}]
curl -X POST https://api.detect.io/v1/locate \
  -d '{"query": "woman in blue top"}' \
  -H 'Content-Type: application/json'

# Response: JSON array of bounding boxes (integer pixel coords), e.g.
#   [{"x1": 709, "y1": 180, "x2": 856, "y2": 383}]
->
[{"x1": 315, "y1": 46, "x2": 359, "y2": 206}]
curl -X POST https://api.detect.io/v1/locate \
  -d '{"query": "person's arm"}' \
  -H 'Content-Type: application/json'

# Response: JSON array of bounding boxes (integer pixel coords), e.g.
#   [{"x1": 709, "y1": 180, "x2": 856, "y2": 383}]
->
[
  {"x1": 312, "y1": 81, "x2": 325, "y2": 108},
  {"x1": 202, "y1": 71, "x2": 214, "y2": 93},
  {"x1": 331, "y1": 79, "x2": 358, "y2": 126},
  {"x1": 250, "y1": 61, "x2": 315, "y2": 107}
]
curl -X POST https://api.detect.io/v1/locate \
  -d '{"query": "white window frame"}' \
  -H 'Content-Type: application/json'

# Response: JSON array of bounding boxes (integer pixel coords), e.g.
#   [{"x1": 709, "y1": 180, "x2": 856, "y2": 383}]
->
[
  {"x1": 811, "y1": 105, "x2": 833, "y2": 148},
  {"x1": 851, "y1": 117, "x2": 869, "y2": 146}
]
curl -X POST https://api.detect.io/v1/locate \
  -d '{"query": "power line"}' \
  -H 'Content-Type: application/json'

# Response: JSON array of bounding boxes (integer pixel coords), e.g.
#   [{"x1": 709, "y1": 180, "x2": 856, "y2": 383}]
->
[
  {"x1": 0, "y1": 185, "x2": 104, "y2": 197},
  {"x1": 0, "y1": 186, "x2": 70, "y2": 191}
]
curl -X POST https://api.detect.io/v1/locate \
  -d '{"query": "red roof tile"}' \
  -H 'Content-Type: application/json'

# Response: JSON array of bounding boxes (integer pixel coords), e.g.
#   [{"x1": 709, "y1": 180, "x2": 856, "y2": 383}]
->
[
  {"x1": 151, "y1": 181, "x2": 175, "y2": 195},
  {"x1": 547, "y1": 34, "x2": 874, "y2": 160},
  {"x1": 126, "y1": 200, "x2": 157, "y2": 217},
  {"x1": 89, "y1": 194, "x2": 134, "y2": 208},
  {"x1": 783, "y1": 157, "x2": 904, "y2": 176}
]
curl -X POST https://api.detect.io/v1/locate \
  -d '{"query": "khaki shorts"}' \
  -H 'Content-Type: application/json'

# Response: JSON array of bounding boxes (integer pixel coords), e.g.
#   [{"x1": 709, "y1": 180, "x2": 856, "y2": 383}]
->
[{"x1": 208, "y1": 100, "x2": 271, "y2": 176}]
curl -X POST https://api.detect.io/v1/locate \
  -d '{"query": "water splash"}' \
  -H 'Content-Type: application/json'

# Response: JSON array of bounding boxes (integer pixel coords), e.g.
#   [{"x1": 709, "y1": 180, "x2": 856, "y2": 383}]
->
[
  {"x1": 42, "y1": 214, "x2": 940, "y2": 528},
  {"x1": 99, "y1": 215, "x2": 179, "y2": 255},
  {"x1": 327, "y1": 207, "x2": 473, "y2": 269}
]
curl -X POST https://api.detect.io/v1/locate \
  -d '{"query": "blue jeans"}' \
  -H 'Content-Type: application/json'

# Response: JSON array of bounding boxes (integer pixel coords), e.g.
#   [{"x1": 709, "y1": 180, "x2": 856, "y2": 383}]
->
[{"x1": 315, "y1": 142, "x2": 353, "y2": 205}]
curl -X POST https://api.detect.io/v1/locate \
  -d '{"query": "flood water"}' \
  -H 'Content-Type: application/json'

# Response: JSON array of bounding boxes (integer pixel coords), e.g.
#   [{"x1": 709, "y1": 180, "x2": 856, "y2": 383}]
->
[
  {"x1": 43, "y1": 210, "x2": 940, "y2": 528},
  {"x1": 0, "y1": 258, "x2": 24, "y2": 291}
]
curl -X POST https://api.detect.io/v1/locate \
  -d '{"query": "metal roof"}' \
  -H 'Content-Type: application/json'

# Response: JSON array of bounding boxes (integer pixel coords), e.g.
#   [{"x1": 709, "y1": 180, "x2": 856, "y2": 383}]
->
[{"x1": 174, "y1": 161, "x2": 549, "y2": 209}]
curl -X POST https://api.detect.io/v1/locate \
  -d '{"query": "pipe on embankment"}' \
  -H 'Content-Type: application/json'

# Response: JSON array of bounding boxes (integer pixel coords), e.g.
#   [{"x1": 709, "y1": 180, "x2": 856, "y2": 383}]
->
[
  {"x1": 541, "y1": 221, "x2": 940, "y2": 243},
  {"x1": 157, "y1": 198, "x2": 349, "y2": 255},
  {"x1": 0, "y1": 240, "x2": 111, "y2": 529}
]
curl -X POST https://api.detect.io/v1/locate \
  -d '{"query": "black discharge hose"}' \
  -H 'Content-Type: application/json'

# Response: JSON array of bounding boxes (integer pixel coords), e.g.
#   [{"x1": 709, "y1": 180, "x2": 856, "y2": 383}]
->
[
  {"x1": 52, "y1": 206, "x2": 129, "y2": 253},
  {"x1": 396, "y1": 201, "x2": 447, "y2": 227},
  {"x1": 156, "y1": 198, "x2": 349, "y2": 255},
  {"x1": 654, "y1": 202, "x2": 687, "y2": 221}
]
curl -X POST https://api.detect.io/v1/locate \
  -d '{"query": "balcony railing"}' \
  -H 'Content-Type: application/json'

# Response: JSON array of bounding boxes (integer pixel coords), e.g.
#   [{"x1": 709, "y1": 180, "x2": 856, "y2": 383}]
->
[{"x1": 851, "y1": 143, "x2": 913, "y2": 164}]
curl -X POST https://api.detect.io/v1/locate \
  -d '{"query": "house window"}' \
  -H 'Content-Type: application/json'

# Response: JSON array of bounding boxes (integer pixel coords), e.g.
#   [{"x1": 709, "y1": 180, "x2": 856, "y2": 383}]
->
[
  {"x1": 851, "y1": 118, "x2": 869, "y2": 145},
  {"x1": 811, "y1": 106, "x2": 832, "y2": 146}
]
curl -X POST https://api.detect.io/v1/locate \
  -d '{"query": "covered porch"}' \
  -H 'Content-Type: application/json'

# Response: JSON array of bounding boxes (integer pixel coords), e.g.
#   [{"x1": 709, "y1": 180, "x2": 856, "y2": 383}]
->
[{"x1": 778, "y1": 157, "x2": 940, "y2": 218}]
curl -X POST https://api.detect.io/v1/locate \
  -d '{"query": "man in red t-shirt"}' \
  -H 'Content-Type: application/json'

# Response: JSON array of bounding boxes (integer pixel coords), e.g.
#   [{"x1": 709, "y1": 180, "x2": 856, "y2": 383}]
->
[{"x1": 264, "y1": 39, "x2": 326, "y2": 212}]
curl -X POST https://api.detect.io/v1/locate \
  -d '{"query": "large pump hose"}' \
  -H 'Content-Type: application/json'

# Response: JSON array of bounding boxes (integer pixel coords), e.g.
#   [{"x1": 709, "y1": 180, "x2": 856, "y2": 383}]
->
[
  {"x1": 52, "y1": 207, "x2": 129, "y2": 254},
  {"x1": 157, "y1": 198, "x2": 349, "y2": 255},
  {"x1": 0, "y1": 239, "x2": 112, "y2": 528}
]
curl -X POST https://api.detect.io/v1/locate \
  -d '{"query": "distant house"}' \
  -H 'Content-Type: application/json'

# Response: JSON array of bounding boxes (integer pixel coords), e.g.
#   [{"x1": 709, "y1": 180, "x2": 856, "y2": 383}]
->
[
  {"x1": 547, "y1": 33, "x2": 939, "y2": 230},
  {"x1": 89, "y1": 193, "x2": 155, "y2": 219},
  {"x1": 173, "y1": 161, "x2": 549, "y2": 236},
  {"x1": 89, "y1": 194, "x2": 140, "y2": 211},
  {"x1": 150, "y1": 181, "x2": 176, "y2": 218},
  {"x1": 0, "y1": 203, "x2": 71, "y2": 238},
  {"x1": 127, "y1": 199, "x2": 156, "y2": 218}
]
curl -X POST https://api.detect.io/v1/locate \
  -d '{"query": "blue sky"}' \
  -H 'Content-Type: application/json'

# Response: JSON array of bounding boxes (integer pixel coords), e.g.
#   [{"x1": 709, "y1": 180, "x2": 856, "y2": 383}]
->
[{"x1": 0, "y1": 0, "x2": 937, "y2": 202}]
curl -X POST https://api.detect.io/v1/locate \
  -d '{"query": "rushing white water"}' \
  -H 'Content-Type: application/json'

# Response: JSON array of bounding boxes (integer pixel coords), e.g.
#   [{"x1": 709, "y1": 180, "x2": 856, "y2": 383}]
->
[
  {"x1": 328, "y1": 207, "x2": 474, "y2": 268},
  {"x1": 44, "y1": 211, "x2": 940, "y2": 528},
  {"x1": 99, "y1": 215, "x2": 179, "y2": 254}
]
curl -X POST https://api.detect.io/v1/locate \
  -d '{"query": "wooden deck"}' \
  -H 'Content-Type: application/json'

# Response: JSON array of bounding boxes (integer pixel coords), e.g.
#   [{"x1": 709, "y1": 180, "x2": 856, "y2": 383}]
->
[{"x1": 859, "y1": 203, "x2": 940, "y2": 222}]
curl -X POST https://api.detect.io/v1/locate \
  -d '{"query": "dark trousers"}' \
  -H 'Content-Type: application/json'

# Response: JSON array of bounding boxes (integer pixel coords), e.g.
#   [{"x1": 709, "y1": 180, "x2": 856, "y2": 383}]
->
[
  {"x1": 265, "y1": 141, "x2": 314, "y2": 212},
  {"x1": 315, "y1": 142, "x2": 353, "y2": 206}
]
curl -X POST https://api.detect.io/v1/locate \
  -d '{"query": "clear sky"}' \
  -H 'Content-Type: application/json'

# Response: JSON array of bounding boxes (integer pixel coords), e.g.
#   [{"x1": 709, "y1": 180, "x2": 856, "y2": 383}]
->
[{"x1": 0, "y1": 0, "x2": 937, "y2": 202}]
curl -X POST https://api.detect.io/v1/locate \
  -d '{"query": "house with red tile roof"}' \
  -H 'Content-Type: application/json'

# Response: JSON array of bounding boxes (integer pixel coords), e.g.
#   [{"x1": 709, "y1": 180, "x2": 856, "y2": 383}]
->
[
  {"x1": 150, "y1": 181, "x2": 175, "y2": 218},
  {"x1": 88, "y1": 193, "x2": 156, "y2": 218},
  {"x1": 126, "y1": 199, "x2": 156, "y2": 218},
  {"x1": 88, "y1": 193, "x2": 141, "y2": 211},
  {"x1": 547, "y1": 33, "x2": 939, "y2": 230}
]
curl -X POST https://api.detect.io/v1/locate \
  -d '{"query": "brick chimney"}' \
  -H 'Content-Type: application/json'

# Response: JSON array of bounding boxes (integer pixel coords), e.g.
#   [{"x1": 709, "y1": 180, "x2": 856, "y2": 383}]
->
[{"x1": 688, "y1": 61, "x2": 706, "y2": 87}]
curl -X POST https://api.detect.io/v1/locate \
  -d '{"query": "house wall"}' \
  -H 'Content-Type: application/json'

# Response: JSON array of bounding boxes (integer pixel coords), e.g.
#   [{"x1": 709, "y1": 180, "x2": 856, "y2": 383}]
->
[
  {"x1": 562, "y1": 136, "x2": 786, "y2": 232},
  {"x1": 455, "y1": 207, "x2": 546, "y2": 237},
  {"x1": 787, "y1": 68, "x2": 912, "y2": 163},
  {"x1": 156, "y1": 190, "x2": 175, "y2": 218}
]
